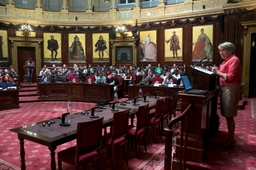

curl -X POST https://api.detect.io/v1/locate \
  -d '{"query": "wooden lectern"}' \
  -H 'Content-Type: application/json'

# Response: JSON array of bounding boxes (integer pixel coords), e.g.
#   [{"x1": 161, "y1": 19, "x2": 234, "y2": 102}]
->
[
  {"x1": 186, "y1": 65, "x2": 217, "y2": 91},
  {"x1": 171, "y1": 66, "x2": 220, "y2": 169}
]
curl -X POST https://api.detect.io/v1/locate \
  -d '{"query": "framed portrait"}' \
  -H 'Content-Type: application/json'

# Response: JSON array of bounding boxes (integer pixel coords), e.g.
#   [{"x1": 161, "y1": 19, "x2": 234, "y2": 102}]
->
[
  {"x1": 92, "y1": 33, "x2": 109, "y2": 62},
  {"x1": 43, "y1": 33, "x2": 62, "y2": 62},
  {"x1": 0, "y1": 30, "x2": 9, "y2": 62},
  {"x1": 68, "y1": 33, "x2": 86, "y2": 62},
  {"x1": 164, "y1": 28, "x2": 183, "y2": 61},
  {"x1": 139, "y1": 30, "x2": 157, "y2": 61},
  {"x1": 192, "y1": 25, "x2": 213, "y2": 61}
]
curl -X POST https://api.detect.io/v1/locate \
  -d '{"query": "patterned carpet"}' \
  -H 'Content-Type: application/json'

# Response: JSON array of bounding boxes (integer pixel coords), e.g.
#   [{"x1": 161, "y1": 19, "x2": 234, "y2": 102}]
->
[{"x1": 0, "y1": 99, "x2": 255, "y2": 170}]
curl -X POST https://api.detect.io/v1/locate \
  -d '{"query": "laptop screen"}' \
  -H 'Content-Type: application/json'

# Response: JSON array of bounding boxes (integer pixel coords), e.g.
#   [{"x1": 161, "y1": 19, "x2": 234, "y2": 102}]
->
[{"x1": 181, "y1": 75, "x2": 192, "y2": 91}]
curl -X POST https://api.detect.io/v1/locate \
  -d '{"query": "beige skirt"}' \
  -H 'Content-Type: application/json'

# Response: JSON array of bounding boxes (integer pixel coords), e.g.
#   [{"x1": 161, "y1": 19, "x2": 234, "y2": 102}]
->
[{"x1": 220, "y1": 86, "x2": 241, "y2": 117}]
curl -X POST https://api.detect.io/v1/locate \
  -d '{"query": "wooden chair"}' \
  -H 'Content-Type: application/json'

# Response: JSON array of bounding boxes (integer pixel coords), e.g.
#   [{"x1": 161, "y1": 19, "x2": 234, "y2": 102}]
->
[
  {"x1": 171, "y1": 93, "x2": 178, "y2": 118},
  {"x1": 127, "y1": 104, "x2": 149, "y2": 158},
  {"x1": 162, "y1": 96, "x2": 172, "y2": 132},
  {"x1": 147, "y1": 99, "x2": 163, "y2": 143},
  {"x1": 164, "y1": 104, "x2": 193, "y2": 170},
  {"x1": 57, "y1": 117, "x2": 104, "y2": 170},
  {"x1": 102, "y1": 109, "x2": 130, "y2": 169}
]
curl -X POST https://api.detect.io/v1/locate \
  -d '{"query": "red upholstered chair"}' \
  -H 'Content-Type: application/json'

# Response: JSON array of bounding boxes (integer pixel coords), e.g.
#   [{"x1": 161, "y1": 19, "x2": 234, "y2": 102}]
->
[
  {"x1": 172, "y1": 78, "x2": 177, "y2": 84},
  {"x1": 147, "y1": 99, "x2": 163, "y2": 143},
  {"x1": 116, "y1": 75, "x2": 123, "y2": 96},
  {"x1": 57, "y1": 117, "x2": 104, "y2": 170},
  {"x1": 85, "y1": 75, "x2": 95, "y2": 84},
  {"x1": 102, "y1": 109, "x2": 130, "y2": 169},
  {"x1": 70, "y1": 75, "x2": 79, "y2": 83},
  {"x1": 131, "y1": 73, "x2": 137, "y2": 84},
  {"x1": 152, "y1": 77, "x2": 163, "y2": 84},
  {"x1": 128, "y1": 104, "x2": 149, "y2": 158}
]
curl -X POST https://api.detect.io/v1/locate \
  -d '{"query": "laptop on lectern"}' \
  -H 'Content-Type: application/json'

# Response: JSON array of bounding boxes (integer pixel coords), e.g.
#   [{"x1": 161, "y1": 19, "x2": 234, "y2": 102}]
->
[{"x1": 181, "y1": 75, "x2": 208, "y2": 95}]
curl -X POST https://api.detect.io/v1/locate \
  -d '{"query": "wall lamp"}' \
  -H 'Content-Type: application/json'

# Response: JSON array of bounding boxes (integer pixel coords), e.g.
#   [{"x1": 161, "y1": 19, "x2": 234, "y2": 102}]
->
[{"x1": 19, "y1": 23, "x2": 33, "y2": 38}]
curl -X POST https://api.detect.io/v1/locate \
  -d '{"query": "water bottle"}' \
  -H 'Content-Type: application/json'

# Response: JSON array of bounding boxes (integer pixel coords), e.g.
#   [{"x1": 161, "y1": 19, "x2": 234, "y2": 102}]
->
[
  {"x1": 138, "y1": 88, "x2": 143, "y2": 100},
  {"x1": 67, "y1": 100, "x2": 72, "y2": 123},
  {"x1": 114, "y1": 91, "x2": 118, "y2": 102},
  {"x1": 67, "y1": 99, "x2": 72, "y2": 114}
]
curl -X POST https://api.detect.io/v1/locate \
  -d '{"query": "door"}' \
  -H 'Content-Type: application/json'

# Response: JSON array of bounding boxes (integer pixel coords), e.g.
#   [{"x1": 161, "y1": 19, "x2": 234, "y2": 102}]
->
[
  {"x1": 249, "y1": 33, "x2": 256, "y2": 97},
  {"x1": 17, "y1": 47, "x2": 36, "y2": 83}
]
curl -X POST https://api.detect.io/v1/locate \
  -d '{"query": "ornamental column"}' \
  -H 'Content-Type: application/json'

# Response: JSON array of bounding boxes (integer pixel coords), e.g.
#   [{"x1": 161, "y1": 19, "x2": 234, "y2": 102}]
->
[
  {"x1": 62, "y1": 0, "x2": 68, "y2": 11},
  {"x1": 110, "y1": 0, "x2": 116, "y2": 11}
]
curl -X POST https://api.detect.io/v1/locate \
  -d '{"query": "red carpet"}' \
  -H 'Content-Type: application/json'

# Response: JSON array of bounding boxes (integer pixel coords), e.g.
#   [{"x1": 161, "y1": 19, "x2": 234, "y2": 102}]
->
[{"x1": 0, "y1": 99, "x2": 255, "y2": 170}]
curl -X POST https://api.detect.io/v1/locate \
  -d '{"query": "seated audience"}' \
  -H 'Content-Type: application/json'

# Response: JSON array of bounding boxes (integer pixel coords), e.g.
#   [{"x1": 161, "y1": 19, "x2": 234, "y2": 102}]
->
[
  {"x1": 155, "y1": 63, "x2": 163, "y2": 74},
  {"x1": 124, "y1": 70, "x2": 133, "y2": 85},
  {"x1": 54, "y1": 71, "x2": 64, "y2": 83},
  {"x1": 139, "y1": 71, "x2": 150, "y2": 85},
  {"x1": 40, "y1": 71, "x2": 52, "y2": 83},
  {"x1": 0, "y1": 75, "x2": 14, "y2": 89},
  {"x1": 95, "y1": 72, "x2": 106, "y2": 84},
  {"x1": 172, "y1": 69, "x2": 181, "y2": 82},
  {"x1": 118, "y1": 69, "x2": 126, "y2": 78},
  {"x1": 162, "y1": 73, "x2": 173, "y2": 85}
]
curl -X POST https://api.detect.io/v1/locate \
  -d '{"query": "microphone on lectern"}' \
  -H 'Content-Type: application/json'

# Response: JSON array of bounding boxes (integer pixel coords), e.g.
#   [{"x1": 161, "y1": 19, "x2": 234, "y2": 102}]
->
[
  {"x1": 192, "y1": 56, "x2": 209, "y2": 69},
  {"x1": 191, "y1": 56, "x2": 209, "y2": 88}
]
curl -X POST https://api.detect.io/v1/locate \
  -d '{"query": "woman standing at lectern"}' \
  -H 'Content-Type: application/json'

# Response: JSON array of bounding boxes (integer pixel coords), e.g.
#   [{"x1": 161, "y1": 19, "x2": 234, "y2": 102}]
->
[{"x1": 212, "y1": 42, "x2": 241, "y2": 148}]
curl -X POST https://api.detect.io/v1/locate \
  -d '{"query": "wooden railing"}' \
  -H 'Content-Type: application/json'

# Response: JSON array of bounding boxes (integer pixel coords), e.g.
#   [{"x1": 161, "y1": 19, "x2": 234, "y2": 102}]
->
[{"x1": 164, "y1": 103, "x2": 193, "y2": 170}]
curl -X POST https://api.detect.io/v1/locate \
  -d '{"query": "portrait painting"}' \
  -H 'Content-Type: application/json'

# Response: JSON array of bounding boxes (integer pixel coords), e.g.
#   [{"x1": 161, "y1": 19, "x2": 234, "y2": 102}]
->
[
  {"x1": 164, "y1": 28, "x2": 183, "y2": 61},
  {"x1": 68, "y1": 33, "x2": 86, "y2": 62},
  {"x1": 0, "y1": 30, "x2": 8, "y2": 62},
  {"x1": 139, "y1": 30, "x2": 157, "y2": 61},
  {"x1": 43, "y1": 33, "x2": 62, "y2": 62},
  {"x1": 92, "y1": 33, "x2": 109, "y2": 62},
  {"x1": 192, "y1": 25, "x2": 213, "y2": 61}
]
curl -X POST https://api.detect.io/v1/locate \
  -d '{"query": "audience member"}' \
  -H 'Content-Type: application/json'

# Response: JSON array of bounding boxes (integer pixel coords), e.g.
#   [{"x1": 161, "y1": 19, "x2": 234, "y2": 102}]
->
[
  {"x1": 124, "y1": 69, "x2": 133, "y2": 85},
  {"x1": 25, "y1": 58, "x2": 35, "y2": 84},
  {"x1": 40, "y1": 71, "x2": 51, "y2": 83},
  {"x1": 0, "y1": 75, "x2": 14, "y2": 89},
  {"x1": 139, "y1": 71, "x2": 150, "y2": 85},
  {"x1": 155, "y1": 63, "x2": 163, "y2": 74},
  {"x1": 95, "y1": 71, "x2": 106, "y2": 84}
]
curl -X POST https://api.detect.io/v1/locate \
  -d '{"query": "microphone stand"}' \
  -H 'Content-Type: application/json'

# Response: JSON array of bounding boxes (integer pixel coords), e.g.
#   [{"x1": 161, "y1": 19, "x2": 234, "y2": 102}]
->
[{"x1": 90, "y1": 107, "x2": 99, "y2": 118}]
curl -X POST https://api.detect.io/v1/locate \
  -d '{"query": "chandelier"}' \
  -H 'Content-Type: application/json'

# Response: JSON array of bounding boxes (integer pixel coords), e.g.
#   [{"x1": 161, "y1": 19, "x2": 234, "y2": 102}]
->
[
  {"x1": 104, "y1": 0, "x2": 110, "y2": 2},
  {"x1": 116, "y1": 25, "x2": 127, "y2": 39},
  {"x1": 19, "y1": 23, "x2": 33, "y2": 38}
]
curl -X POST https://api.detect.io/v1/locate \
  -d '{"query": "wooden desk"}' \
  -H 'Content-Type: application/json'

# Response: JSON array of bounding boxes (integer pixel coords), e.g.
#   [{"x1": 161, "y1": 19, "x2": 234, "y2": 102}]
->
[
  {"x1": 10, "y1": 108, "x2": 125, "y2": 170},
  {"x1": 0, "y1": 89, "x2": 19, "y2": 110},
  {"x1": 128, "y1": 84, "x2": 183, "y2": 99},
  {"x1": 37, "y1": 83, "x2": 114, "y2": 102},
  {"x1": 172, "y1": 89, "x2": 219, "y2": 168},
  {"x1": 10, "y1": 97, "x2": 160, "y2": 170}
]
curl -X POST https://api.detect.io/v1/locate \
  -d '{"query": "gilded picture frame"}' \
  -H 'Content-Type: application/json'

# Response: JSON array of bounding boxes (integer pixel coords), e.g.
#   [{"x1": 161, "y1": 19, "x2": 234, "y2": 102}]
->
[
  {"x1": 43, "y1": 33, "x2": 62, "y2": 62},
  {"x1": 139, "y1": 30, "x2": 157, "y2": 62},
  {"x1": 164, "y1": 28, "x2": 183, "y2": 61},
  {"x1": 0, "y1": 30, "x2": 9, "y2": 62},
  {"x1": 68, "y1": 33, "x2": 86, "y2": 62},
  {"x1": 192, "y1": 25, "x2": 213, "y2": 61},
  {"x1": 92, "y1": 33, "x2": 109, "y2": 62}
]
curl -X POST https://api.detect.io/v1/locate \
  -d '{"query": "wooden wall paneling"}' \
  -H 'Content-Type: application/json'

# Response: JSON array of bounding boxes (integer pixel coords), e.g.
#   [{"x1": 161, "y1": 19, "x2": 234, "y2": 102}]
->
[
  {"x1": 183, "y1": 24, "x2": 192, "y2": 65},
  {"x1": 62, "y1": 31, "x2": 68, "y2": 66},
  {"x1": 86, "y1": 30, "x2": 93, "y2": 65},
  {"x1": 157, "y1": 25, "x2": 164, "y2": 67}
]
